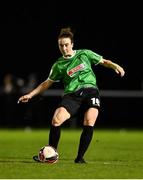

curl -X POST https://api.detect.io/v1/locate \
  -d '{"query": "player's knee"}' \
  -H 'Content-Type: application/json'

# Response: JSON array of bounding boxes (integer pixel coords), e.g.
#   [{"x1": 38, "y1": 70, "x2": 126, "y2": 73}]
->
[
  {"x1": 52, "y1": 107, "x2": 70, "y2": 126},
  {"x1": 52, "y1": 114, "x2": 63, "y2": 126},
  {"x1": 83, "y1": 119, "x2": 96, "y2": 126}
]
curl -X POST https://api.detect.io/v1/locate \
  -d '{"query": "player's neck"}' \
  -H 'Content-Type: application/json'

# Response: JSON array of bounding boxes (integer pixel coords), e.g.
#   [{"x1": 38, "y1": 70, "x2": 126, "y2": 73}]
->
[{"x1": 63, "y1": 50, "x2": 76, "y2": 59}]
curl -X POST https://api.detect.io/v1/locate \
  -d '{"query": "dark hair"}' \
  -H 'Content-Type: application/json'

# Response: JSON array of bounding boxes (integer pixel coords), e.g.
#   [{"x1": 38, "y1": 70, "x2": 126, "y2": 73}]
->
[{"x1": 58, "y1": 27, "x2": 74, "y2": 43}]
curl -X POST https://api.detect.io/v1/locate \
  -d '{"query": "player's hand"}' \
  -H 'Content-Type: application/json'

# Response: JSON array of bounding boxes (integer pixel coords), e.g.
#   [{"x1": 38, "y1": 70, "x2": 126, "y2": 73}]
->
[
  {"x1": 115, "y1": 66, "x2": 125, "y2": 77},
  {"x1": 17, "y1": 94, "x2": 32, "y2": 104}
]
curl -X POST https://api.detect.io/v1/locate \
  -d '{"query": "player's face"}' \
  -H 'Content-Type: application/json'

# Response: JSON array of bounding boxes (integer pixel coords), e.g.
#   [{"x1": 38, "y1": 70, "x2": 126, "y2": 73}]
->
[{"x1": 58, "y1": 37, "x2": 74, "y2": 57}]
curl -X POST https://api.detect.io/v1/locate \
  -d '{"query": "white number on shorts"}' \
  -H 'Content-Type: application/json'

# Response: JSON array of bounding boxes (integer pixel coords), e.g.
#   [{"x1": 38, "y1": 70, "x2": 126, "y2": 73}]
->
[
  {"x1": 91, "y1": 98, "x2": 96, "y2": 105},
  {"x1": 91, "y1": 98, "x2": 100, "y2": 106}
]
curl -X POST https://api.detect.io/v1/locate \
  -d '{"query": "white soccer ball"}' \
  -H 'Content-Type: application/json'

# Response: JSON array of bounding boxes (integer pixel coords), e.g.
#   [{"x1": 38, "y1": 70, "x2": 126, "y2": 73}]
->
[{"x1": 38, "y1": 145, "x2": 59, "y2": 163}]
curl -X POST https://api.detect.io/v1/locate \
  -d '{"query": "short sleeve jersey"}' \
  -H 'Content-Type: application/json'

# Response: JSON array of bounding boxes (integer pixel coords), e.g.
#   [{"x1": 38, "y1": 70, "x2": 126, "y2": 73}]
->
[{"x1": 48, "y1": 49, "x2": 102, "y2": 94}]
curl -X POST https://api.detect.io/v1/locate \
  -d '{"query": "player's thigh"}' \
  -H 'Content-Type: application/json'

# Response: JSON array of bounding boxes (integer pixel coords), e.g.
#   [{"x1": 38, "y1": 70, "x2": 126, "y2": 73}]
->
[
  {"x1": 83, "y1": 107, "x2": 99, "y2": 126},
  {"x1": 52, "y1": 107, "x2": 71, "y2": 126}
]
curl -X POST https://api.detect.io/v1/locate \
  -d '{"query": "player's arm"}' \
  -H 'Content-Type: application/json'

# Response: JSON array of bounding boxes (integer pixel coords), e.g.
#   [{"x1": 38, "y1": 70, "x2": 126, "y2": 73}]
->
[
  {"x1": 99, "y1": 58, "x2": 125, "y2": 77},
  {"x1": 18, "y1": 79, "x2": 54, "y2": 103}
]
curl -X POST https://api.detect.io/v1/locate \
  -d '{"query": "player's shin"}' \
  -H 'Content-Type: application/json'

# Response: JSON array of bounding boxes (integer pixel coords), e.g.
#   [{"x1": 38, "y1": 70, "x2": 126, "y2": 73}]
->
[
  {"x1": 76, "y1": 125, "x2": 94, "y2": 161},
  {"x1": 49, "y1": 125, "x2": 61, "y2": 149}
]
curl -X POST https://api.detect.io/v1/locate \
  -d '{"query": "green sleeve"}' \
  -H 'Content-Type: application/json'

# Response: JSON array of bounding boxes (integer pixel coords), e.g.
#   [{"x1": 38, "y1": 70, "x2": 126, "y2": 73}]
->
[
  {"x1": 86, "y1": 49, "x2": 103, "y2": 65},
  {"x1": 48, "y1": 63, "x2": 62, "y2": 82}
]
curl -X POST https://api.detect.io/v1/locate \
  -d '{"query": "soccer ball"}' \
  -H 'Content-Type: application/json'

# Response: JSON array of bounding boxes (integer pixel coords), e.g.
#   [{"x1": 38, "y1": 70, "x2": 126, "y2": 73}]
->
[{"x1": 38, "y1": 145, "x2": 59, "y2": 163}]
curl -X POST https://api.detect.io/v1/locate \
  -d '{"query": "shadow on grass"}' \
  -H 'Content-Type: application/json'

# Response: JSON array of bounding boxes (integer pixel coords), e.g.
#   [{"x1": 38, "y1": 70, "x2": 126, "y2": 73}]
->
[{"x1": 0, "y1": 157, "x2": 35, "y2": 163}]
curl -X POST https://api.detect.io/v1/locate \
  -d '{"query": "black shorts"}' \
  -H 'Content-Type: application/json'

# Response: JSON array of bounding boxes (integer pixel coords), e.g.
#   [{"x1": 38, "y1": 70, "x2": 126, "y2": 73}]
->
[{"x1": 59, "y1": 87, "x2": 100, "y2": 117}]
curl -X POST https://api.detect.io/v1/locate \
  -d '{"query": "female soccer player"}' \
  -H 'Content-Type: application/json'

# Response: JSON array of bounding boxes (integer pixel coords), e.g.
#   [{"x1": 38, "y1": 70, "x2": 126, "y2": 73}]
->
[{"x1": 18, "y1": 27, "x2": 125, "y2": 163}]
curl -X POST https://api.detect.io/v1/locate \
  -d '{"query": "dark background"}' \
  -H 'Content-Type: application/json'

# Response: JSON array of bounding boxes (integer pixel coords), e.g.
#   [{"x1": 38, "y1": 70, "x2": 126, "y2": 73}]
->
[
  {"x1": 0, "y1": 3, "x2": 143, "y2": 128},
  {"x1": 0, "y1": 3, "x2": 142, "y2": 89}
]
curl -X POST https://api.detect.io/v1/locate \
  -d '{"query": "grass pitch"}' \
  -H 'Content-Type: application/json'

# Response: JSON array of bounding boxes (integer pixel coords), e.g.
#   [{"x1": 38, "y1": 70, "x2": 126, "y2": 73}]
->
[{"x1": 0, "y1": 128, "x2": 143, "y2": 179}]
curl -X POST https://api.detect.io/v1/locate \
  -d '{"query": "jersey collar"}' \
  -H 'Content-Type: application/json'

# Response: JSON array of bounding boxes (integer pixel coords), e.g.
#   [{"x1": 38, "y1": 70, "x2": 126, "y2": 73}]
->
[{"x1": 63, "y1": 50, "x2": 76, "y2": 59}]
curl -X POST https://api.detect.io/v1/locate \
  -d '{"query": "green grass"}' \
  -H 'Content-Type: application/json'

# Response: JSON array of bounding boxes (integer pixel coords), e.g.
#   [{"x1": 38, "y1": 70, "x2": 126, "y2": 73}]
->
[{"x1": 0, "y1": 128, "x2": 143, "y2": 179}]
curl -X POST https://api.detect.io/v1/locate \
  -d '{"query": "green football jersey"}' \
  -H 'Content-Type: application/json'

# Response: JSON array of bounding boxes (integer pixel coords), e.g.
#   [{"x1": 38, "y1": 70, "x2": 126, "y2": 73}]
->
[{"x1": 48, "y1": 49, "x2": 102, "y2": 94}]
